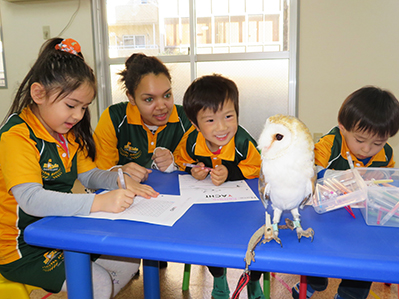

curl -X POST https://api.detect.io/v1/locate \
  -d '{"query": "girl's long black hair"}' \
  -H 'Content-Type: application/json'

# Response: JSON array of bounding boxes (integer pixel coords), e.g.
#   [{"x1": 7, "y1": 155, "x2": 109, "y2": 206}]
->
[{"x1": 2, "y1": 37, "x2": 97, "y2": 160}]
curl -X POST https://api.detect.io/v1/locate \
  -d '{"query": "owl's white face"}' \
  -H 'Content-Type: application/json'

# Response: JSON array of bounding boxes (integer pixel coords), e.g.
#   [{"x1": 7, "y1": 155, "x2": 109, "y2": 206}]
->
[{"x1": 258, "y1": 122, "x2": 293, "y2": 160}]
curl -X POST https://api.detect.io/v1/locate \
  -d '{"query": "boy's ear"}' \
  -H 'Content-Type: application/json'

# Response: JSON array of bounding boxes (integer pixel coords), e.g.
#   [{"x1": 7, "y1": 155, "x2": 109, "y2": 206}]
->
[
  {"x1": 31, "y1": 83, "x2": 46, "y2": 104},
  {"x1": 126, "y1": 91, "x2": 136, "y2": 106},
  {"x1": 191, "y1": 120, "x2": 200, "y2": 132},
  {"x1": 338, "y1": 123, "x2": 346, "y2": 133}
]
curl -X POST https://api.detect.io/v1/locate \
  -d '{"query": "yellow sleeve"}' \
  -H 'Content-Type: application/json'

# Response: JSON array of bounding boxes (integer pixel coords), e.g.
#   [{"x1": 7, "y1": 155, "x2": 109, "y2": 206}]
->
[
  {"x1": 314, "y1": 134, "x2": 334, "y2": 168},
  {"x1": 77, "y1": 145, "x2": 97, "y2": 174},
  {"x1": 173, "y1": 126, "x2": 197, "y2": 171},
  {"x1": 387, "y1": 149, "x2": 395, "y2": 168},
  {"x1": 93, "y1": 108, "x2": 120, "y2": 170},
  {"x1": 0, "y1": 125, "x2": 42, "y2": 192},
  {"x1": 237, "y1": 141, "x2": 261, "y2": 179}
]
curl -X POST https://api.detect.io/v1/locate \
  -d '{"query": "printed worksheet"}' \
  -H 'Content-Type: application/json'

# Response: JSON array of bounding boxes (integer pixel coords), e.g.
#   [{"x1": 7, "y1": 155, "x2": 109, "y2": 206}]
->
[
  {"x1": 178, "y1": 174, "x2": 258, "y2": 204},
  {"x1": 82, "y1": 194, "x2": 195, "y2": 226}
]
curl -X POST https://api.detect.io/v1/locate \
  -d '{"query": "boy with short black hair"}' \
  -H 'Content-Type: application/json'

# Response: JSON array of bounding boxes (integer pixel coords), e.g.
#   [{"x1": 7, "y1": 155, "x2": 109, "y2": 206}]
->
[
  {"x1": 175, "y1": 74, "x2": 261, "y2": 186},
  {"x1": 174, "y1": 74, "x2": 263, "y2": 299},
  {"x1": 292, "y1": 86, "x2": 399, "y2": 299}
]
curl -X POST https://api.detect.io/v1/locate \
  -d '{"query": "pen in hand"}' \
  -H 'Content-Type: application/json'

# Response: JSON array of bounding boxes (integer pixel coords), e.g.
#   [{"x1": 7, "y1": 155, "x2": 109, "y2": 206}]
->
[
  {"x1": 183, "y1": 163, "x2": 213, "y2": 171},
  {"x1": 118, "y1": 168, "x2": 126, "y2": 189}
]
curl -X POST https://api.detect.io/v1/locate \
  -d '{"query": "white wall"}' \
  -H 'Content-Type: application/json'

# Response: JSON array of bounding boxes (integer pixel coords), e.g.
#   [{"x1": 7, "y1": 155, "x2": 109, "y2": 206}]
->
[
  {"x1": 0, "y1": 0, "x2": 97, "y2": 124},
  {"x1": 297, "y1": 0, "x2": 399, "y2": 154},
  {"x1": 1, "y1": 0, "x2": 399, "y2": 156}
]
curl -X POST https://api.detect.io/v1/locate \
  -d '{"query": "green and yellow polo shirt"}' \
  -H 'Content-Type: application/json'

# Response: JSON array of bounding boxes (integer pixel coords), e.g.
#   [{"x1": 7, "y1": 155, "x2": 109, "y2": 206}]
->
[
  {"x1": 0, "y1": 107, "x2": 96, "y2": 264},
  {"x1": 94, "y1": 102, "x2": 192, "y2": 170},
  {"x1": 174, "y1": 126, "x2": 261, "y2": 180},
  {"x1": 315, "y1": 126, "x2": 394, "y2": 170}
]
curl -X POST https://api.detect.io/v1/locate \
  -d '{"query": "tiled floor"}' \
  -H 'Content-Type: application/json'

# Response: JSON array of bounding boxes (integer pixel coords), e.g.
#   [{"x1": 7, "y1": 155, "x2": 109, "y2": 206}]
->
[{"x1": 30, "y1": 262, "x2": 398, "y2": 298}]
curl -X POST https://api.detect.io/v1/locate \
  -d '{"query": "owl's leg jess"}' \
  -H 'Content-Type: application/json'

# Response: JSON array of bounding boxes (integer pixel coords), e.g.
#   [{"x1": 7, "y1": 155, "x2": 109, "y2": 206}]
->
[
  {"x1": 291, "y1": 208, "x2": 314, "y2": 242},
  {"x1": 268, "y1": 208, "x2": 282, "y2": 246}
]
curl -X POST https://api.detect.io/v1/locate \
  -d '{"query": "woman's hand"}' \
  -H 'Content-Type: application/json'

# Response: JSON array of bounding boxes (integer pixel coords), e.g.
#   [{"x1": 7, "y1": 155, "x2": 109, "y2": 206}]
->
[
  {"x1": 152, "y1": 148, "x2": 174, "y2": 172},
  {"x1": 118, "y1": 162, "x2": 152, "y2": 182}
]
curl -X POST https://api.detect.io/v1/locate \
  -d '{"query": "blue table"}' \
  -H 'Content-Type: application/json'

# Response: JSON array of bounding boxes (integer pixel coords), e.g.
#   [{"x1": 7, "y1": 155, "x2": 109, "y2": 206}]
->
[{"x1": 24, "y1": 170, "x2": 399, "y2": 298}]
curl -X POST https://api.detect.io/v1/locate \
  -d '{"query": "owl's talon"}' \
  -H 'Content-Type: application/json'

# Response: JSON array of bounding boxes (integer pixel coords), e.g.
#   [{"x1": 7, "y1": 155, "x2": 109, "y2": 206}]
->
[
  {"x1": 262, "y1": 233, "x2": 283, "y2": 247},
  {"x1": 297, "y1": 227, "x2": 314, "y2": 242}
]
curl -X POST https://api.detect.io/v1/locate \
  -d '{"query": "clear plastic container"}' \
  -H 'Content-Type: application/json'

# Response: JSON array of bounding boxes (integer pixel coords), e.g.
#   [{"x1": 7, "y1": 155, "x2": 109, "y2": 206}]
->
[
  {"x1": 312, "y1": 168, "x2": 367, "y2": 214},
  {"x1": 358, "y1": 167, "x2": 399, "y2": 227}
]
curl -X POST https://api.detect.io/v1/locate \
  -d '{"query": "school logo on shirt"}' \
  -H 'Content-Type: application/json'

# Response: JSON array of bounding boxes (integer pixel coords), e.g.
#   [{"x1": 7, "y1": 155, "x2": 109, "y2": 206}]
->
[
  {"x1": 120, "y1": 142, "x2": 142, "y2": 160},
  {"x1": 42, "y1": 250, "x2": 64, "y2": 272},
  {"x1": 42, "y1": 159, "x2": 62, "y2": 180}
]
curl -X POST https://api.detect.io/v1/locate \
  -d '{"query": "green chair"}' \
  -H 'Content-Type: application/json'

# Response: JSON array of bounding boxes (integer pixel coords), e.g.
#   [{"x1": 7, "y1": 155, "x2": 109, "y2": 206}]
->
[{"x1": 182, "y1": 264, "x2": 271, "y2": 299}]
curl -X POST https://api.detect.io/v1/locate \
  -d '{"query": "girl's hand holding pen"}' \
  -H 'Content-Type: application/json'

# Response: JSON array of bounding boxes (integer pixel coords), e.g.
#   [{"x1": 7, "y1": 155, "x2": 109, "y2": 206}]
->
[
  {"x1": 91, "y1": 170, "x2": 159, "y2": 214},
  {"x1": 91, "y1": 189, "x2": 136, "y2": 213}
]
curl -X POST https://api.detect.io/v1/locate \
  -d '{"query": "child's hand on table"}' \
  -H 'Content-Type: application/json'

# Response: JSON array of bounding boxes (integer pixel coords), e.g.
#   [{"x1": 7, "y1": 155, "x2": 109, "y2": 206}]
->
[
  {"x1": 91, "y1": 189, "x2": 136, "y2": 213},
  {"x1": 191, "y1": 162, "x2": 210, "y2": 181},
  {"x1": 210, "y1": 164, "x2": 228, "y2": 186},
  {"x1": 124, "y1": 174, "x2": 159, "y2": 198},
  {"x1": 91, "y1": 174, "x2": 159, "y2": 213}
]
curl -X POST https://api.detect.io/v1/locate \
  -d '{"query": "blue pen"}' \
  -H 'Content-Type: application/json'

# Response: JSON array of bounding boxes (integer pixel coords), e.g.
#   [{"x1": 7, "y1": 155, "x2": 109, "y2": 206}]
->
[{"x1": 94, "y1": 189, "x2": 106, "y2": 194}]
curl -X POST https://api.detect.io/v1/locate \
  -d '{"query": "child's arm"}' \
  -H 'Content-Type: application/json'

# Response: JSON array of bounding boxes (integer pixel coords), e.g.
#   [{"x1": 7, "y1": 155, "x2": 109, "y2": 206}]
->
[
  {"x1": 12, "y1": 169, "x2": 158, "y2": 216},
  {"x1": 79, "y1": 168, "x2": 158, "y2": 198},
  {"x1": 93, "y1": 108, "x2": 121, "y2": 170},
  {"x1": 314, "y1": 134, "x2": 334, "y2": 170},
  {"x1": 12, "y1": 183, "x2": 138, "y2": 215},
  {"x1": 387, "y1": 150, "x2": 395, "y2": 168},
  {"x1": 12, "y1": 183, "x2": 95, "y2": 216},
  {"x1": 173, "y1": 127, "x2": 198, "y2": 173},
  {"x1": 233, "y1": 141, "x2": 261, "y2": 180}
]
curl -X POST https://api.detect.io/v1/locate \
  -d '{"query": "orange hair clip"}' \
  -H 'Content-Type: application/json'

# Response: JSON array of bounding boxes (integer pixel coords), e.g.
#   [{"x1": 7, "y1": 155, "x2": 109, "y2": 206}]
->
[{"x1": 55, "y1": 38, "x2": 81, "y2": 55}]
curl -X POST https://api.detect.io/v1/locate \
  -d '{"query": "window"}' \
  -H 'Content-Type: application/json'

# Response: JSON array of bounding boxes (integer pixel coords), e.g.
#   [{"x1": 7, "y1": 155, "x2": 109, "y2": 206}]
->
[
  {"x1": 122, "y1": 35, "x2": 146, "y2": 49},
  {"x1": 92, "y1": 0, "x2": 297, "y2": 140},
  {"x1": 0, "y1": 14, "x2": 6, "y2": 88}
]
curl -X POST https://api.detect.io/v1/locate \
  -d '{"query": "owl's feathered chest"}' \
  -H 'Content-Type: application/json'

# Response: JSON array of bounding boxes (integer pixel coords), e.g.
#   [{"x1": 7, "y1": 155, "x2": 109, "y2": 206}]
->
[
  {"x1": 261, "y1": 146, "x2": 314, "y2": 179},
  {"x1": 260, "y1": 151, "x2": 314, "y2": 209}
]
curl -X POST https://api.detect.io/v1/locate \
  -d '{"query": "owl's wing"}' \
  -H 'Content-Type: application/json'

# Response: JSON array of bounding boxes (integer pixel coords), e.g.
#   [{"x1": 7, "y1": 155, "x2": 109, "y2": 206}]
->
[
  {"x1": 299, "y1": 170, "x2": 317, "y2": 209},
  {"x1": 258, "y1": 169, "x2": 270, "y2": 209}
]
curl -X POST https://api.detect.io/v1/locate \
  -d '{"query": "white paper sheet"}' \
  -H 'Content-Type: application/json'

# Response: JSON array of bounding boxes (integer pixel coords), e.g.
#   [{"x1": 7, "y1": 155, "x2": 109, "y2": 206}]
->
[
  {"x1": 81, "y1": 174, "x2": 259, "y2": 226},
  {"x1": 178, "y1": 174, "x2": 258, "y2": 204},
  {"x1": 83, "y1": 194, "x2": 195, "y2": 226}
]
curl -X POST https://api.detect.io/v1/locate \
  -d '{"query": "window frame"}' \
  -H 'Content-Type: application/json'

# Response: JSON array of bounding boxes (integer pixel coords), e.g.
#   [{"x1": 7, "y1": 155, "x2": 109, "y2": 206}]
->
[{"x1": 91, "y1": 0, "x2": 298, "y2": 117}]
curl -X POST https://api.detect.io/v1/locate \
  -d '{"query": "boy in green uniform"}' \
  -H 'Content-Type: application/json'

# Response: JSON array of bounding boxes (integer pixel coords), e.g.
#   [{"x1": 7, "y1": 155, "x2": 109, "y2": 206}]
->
[
  {"x1": 292, "y1": 86, "x2": 399, "y2": 299},
  {"x1": 174, "y1": 74, "x2": 264, "y2": 299}
]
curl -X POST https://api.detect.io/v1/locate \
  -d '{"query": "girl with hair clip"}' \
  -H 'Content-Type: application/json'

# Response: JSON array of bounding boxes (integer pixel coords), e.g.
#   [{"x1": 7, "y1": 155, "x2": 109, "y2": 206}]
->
[
  {"x1": 94, "y1": 53, "x2": 192, "y2": 183},
  {"x1": 0, "y1": 38, "x2": 158, "y2": 298}
]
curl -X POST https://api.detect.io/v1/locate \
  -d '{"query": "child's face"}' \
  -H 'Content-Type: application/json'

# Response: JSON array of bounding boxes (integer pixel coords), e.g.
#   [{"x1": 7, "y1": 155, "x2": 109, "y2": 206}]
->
[
  {"x1": 339, "y1": 124, "x2": 388, "y2": 160},
  {"x1": 32, "y1": 82, "x2": 94, "y2": 140},
  {"x1": 193, "y1": 100, "x2": 238, "y2": 152},
  {"x1": 128, "y1": 73, "x2": 174, "y2": 127}
]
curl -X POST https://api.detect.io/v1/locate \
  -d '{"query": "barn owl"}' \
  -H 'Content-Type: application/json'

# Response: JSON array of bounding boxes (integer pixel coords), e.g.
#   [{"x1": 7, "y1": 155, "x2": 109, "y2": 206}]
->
[{"x1": 257, "y1": 114, "x2": 316, "y2": 245}]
